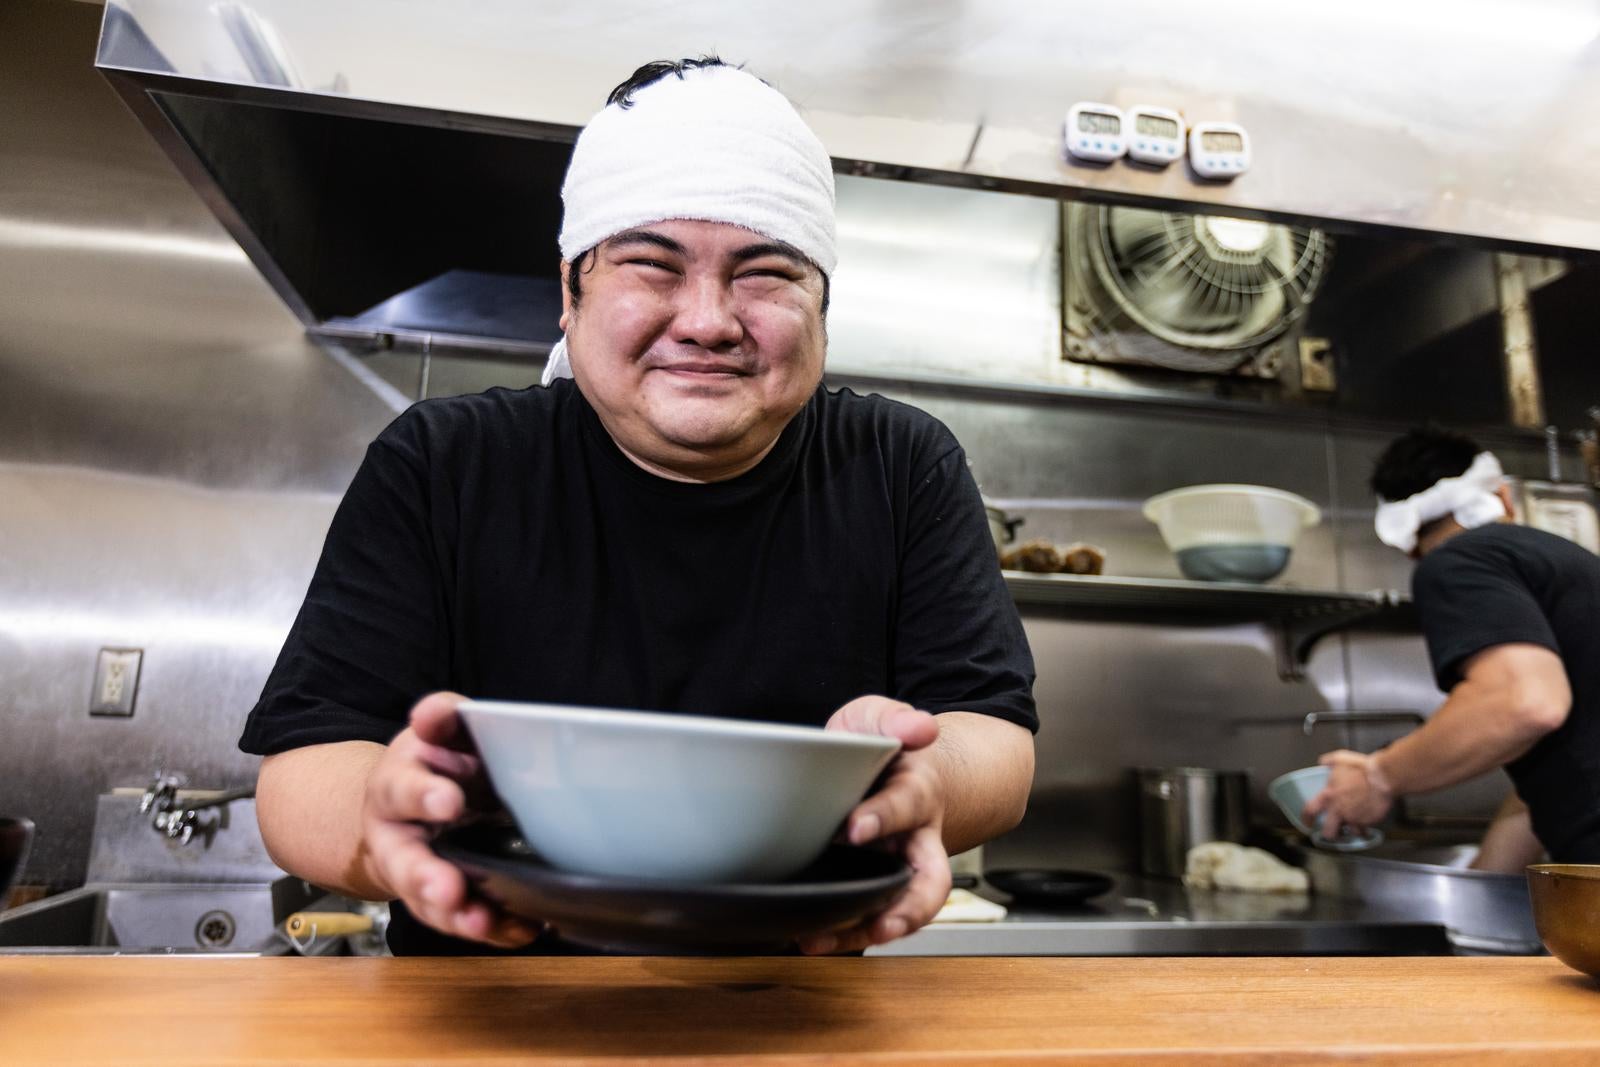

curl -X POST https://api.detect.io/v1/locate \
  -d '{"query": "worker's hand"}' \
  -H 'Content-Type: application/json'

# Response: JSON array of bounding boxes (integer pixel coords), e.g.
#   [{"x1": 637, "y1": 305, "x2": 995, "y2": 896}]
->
[
  {"x1": 361, "y1": 692, "x2": 539, "y2": 948},
  {"x1": 799, "y1": 696, "x2": 949, "y2": 955},
  {"x1": 1302, "y1": 749, "x2": 1396, "y2": 843}
]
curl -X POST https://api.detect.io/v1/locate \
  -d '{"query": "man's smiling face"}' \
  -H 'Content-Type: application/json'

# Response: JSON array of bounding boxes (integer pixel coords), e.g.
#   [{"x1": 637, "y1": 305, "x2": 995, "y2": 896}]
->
[{"x1": 561, "y1": 218, "x2": 828, "y2": 481}]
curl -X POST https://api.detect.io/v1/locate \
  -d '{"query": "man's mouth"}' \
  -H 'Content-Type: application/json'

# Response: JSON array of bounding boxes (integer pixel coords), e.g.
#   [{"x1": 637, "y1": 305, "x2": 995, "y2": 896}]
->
[{"x1": 654, "y1": 361, "x2": 747, "y2": 379}]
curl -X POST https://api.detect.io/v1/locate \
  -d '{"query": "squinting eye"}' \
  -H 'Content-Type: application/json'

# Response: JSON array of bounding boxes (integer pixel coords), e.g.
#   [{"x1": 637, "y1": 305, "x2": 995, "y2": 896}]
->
[{"x1": 627, "y1": 259, "x2": 675, "y2": 273}]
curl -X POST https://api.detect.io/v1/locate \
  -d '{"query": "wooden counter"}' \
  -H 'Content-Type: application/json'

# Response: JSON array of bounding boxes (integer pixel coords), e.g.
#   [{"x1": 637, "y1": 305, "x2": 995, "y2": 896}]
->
[{"x1": 2, "y1": 955, "x2": 1597, "y2": 1065}]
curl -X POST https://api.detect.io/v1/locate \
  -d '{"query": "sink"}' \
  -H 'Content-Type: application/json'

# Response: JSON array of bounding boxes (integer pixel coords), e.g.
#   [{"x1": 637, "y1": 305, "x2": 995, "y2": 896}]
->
[{"x1": 0, "y1": 879, "x2": 319, "y2": 955}]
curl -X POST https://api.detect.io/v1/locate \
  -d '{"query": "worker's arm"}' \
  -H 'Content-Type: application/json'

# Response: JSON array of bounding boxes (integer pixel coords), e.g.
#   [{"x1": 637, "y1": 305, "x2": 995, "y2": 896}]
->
[
  {"x1": 1374, "y1": 643, "x2": 1570, "y2": 791},
  {"x1": 1470, "y1": 791, "x2": 1547, "y2": 873},
  {"x1": 255, "y1": 693, "x2": 537, "y2": 948},
  {"x1": 1306, "y1": 643, "x2": 1570, "y2": 839}
]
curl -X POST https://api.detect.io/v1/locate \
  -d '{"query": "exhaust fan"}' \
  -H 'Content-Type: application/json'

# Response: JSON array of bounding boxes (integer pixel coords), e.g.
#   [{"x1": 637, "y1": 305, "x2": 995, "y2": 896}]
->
[{"x1": 1064, "y1": 204, "x2": 1330, "y2": 378}]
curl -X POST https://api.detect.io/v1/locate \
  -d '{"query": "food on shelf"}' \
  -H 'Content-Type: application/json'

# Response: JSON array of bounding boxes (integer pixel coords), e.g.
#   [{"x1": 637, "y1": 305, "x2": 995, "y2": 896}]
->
[
  {"x1": 1000, "y1": 539, "x2": 1062, "y2": 573},
  {"x1": 1059, "y1": 544, "x2": 1105, "y2": 576},
  {"x1": 1001, "y1": 540, "x2": 1105, "y2": 576}
]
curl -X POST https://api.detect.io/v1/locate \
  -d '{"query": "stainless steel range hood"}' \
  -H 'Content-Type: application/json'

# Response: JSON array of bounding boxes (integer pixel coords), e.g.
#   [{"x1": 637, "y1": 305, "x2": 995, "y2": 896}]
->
[{"x1": 96, "y1": 0, "x2": 1600, "y2": 358}]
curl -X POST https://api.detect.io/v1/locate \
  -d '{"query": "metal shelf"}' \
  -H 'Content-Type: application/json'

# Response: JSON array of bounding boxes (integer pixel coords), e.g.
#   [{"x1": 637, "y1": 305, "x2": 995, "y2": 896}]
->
[{"x1": 1003, "y1": 572, "x2": 1417, "y2": 681}]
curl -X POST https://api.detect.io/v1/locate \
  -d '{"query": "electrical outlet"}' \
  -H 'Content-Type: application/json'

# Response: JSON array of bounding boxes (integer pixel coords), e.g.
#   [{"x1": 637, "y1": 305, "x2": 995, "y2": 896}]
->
[{"x1": 90, "y1": 648, "x2": 142, "y2": 717}]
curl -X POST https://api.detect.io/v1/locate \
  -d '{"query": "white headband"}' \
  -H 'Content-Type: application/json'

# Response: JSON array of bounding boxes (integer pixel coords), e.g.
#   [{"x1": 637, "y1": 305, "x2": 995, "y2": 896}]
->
[
  {"x1": 543, "y1": 65, "x2": 836, "y2": 386},
  {"x1": 1373, "y1": 451, "x2": 1506, "y2": 553}
]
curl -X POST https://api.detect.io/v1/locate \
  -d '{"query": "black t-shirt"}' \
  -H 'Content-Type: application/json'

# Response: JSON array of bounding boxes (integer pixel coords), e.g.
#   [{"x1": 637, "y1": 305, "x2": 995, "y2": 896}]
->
[
  {"x1": 1413, "y1": 523, "x2": 1600, "y2": 862},
  {"x1": 240, "y1": 379, "x2": 1037, "y2": 951}
]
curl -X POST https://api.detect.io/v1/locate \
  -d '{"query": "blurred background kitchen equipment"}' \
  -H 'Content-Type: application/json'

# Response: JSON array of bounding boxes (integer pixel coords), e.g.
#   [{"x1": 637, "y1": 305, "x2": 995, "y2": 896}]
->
[
  {"x1": 983, "y1": 868, "x2": 1114, "y2": 907},
  {"x1": 0, "y1": 786, "x2": 326, "y2": 956},
  {"x1": 282, "y1": 902, "x2": 390, "y2": 956},
  {"x1": 931, "y1": 888, "x2": 1008, "y2": 923},
  {"x1": 1507, "y1": 477, "x2": 1600, "y2": 553},
  {"x1": 1526, "y1": 864, "x2": 1600, "y2": 978},
  {"x1": 1582, "y1": 407, "x2": 1600, "y2": 489},
  {"x1": 1, "y1": 818, "x2": 34, "y2": 910},
  {"x1": 1143, "y1": 485, "x2": 1321, "y2": 582},
  {"x1": 285, "y1": 911, "x2": 373, "y2": 941},
  {"x1": 984, "y1": 499, "x2": 1025, "y2": 556},
  {"x1": 1135, "y1": 767, "x2": 1249, "y2": 879},
  {"x1": 949, "y1": 845, "x2": 984, "y2": 890},
  {"x1": 1299, "y1": 842, "x2": 1539, "y2": 954},
  {"x1": 1579, "y1": 430, "x2": 1600, "y2": 490},
  {"x1": 1499, "y1": 426, "x2": 1600, "y2": 552}
]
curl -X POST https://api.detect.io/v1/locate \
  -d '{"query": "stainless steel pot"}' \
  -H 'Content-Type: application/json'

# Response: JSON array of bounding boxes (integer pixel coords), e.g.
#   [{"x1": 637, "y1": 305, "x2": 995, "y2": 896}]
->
[
  {"x1": 1135, "y1": 767, "x2": 1249, "y2": 879},
  {"x1": 983, "y1": 499, "x2": 1023, "y2": 555},
  {"x1": 1299, "y1": 841, "x2": 1540, "y2": 954}
]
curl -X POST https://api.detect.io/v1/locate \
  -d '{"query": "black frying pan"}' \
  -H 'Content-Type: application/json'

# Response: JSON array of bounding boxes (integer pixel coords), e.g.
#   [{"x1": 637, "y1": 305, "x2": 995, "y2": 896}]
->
[{"x1": 984, "y1": 868, "x2": 1114, "y2": 906}]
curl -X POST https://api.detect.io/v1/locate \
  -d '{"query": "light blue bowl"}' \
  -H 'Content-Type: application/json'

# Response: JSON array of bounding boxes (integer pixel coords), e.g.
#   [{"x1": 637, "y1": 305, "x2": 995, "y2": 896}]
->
[
  {"x1": 1269, "y1": 766, "x2": 1384, "y2": 851},
  {"x1": 458, "y1": 699, "x2": 901, "y2": 883},
  {"x1": 1176, "y1": 544, "x2": 1292, "y2": 583}
]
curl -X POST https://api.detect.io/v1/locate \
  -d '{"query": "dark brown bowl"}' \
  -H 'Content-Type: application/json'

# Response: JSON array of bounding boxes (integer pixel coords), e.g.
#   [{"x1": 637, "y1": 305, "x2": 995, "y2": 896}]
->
[
  {"x1": 1, "y1": 817, "x2": 34, "y2": 908},
  {"x1": 1526, "y1": 864, "x2": 1600, "y2": 978}
]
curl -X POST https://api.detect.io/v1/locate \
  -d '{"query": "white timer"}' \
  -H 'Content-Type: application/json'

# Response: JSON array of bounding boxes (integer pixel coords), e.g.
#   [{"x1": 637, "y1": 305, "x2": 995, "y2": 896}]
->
[
  {"x1": 1063, "y1": 103, "x2": 1127, "y2": 163},
  {"x1": 1125, "y1": 105, "x2": 1185, "y2": 166},
  {"x1": 1187, "y1": 121, "x2": 1251, "y2": 179}
]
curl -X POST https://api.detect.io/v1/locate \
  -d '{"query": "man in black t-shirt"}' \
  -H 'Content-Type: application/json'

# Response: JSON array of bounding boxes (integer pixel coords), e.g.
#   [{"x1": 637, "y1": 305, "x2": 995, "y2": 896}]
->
[
  {"x1": 240, "y1": 58, "x2": 1038, "y2": 954},
  {"x1": 1306, "y1": 428, "x2": 1599, "y2": 867}
]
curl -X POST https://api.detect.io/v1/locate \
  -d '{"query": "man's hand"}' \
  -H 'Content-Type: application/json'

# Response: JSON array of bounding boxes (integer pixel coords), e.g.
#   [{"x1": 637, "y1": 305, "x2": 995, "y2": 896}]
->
[
  {"x1": 1302, "y1": 749, "x2": 1396, "y2": 842},
  {"x1": 798, "y1": 696, "x2": 949, "y2": 955},
  {"x1": 360, "y1": 692, "x2": 539, "y2": 948}
]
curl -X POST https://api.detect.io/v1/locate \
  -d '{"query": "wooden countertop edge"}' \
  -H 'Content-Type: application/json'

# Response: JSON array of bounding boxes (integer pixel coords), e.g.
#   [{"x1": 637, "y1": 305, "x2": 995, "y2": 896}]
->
[
  {"x1": 4, "y1": 955, "x2": 1597, "y2": 1066},
  {"x1": 26, "y1": 1048, "x2": 1600, "y2": 1067}
]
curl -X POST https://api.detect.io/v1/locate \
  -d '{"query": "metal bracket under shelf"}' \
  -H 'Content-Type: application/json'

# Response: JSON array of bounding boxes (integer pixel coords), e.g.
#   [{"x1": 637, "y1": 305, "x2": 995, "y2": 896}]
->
[
  {"x1": 1275, "y1": 593, "x2": 1414, "y2": 682},
  {"x1": 1004, "y1": 572, "x2": 1415, "y2": 683}
]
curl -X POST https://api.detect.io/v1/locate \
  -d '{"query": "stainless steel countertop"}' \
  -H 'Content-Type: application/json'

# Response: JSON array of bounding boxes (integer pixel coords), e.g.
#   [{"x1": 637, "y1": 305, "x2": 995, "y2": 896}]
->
[{"x1": 868, "y1": 872, "x2": 1456, "y2": 956}]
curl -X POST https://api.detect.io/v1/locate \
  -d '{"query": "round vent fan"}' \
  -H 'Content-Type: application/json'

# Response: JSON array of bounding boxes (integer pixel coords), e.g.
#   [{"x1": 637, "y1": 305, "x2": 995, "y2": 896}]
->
[{"x1": 1083, "y1": 206, "x2": 1330, "y2": 373}]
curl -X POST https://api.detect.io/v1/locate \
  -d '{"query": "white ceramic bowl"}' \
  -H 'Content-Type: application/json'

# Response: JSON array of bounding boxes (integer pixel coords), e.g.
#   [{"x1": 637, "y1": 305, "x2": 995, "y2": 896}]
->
[
  {"x1": 1268, "y1": 766, "x2": 1384, "y2": 851},
  {"x1": 458, "y1": 700, "x2": 901, "y2": 884}
]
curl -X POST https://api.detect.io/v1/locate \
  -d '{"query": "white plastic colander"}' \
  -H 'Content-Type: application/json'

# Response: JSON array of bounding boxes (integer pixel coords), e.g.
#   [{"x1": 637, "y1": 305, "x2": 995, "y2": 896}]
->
[
  {"x1": 1143, "y1": 484, "x2": 1321, "y2": 550},
  {"x1": 1142, "y1": 484, "x2": 1321, "y2": 582}
]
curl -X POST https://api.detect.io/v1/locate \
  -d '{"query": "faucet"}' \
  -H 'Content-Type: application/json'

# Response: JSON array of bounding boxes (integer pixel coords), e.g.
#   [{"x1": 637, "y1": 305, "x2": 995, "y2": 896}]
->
[
  {"x1": 1302, "y1": 710, "x2": 1425, "y2": 736},
  {"x1": 139, "y1": 772, "x2": 255, "y2": 845},
  {"x1": 139, "y1": 771, "x2": 186, "y2": 816}
]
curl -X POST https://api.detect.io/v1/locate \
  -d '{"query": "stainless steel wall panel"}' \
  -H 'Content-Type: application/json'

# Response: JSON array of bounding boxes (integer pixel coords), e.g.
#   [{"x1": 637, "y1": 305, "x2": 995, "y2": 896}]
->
[
  {"x1": 0, "y1": 0, "x2": 396, "y2": 889},
  {"x1": 826, "y1": 178, "x2": 1062, "y2": 384}
]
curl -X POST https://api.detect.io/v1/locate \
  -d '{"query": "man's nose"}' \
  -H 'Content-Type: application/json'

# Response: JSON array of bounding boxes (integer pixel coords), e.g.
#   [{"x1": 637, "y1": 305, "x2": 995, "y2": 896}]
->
[{"x1": 671, "y1": 275, "x2": 744, "y2": 350}]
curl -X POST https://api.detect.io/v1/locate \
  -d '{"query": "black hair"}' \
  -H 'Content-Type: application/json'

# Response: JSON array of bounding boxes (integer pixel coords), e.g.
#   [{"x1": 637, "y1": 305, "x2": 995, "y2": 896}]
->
[
  {"x1": 1370, "y1": 426, "x2": 1483, "y2": 502},
  {"x1": 605, "y1": 55, "x2": 740, "y2": 109}
]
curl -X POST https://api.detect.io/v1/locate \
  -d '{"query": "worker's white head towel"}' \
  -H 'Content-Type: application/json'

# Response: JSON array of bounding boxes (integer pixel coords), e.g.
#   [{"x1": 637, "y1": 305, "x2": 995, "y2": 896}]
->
[
  {"x1": 1374, "y1": 451, "x2": 1506, "y2": 553},
  {"x1": 544, "y1": 64, "x2": 836, "y2": 387}
]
